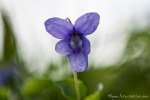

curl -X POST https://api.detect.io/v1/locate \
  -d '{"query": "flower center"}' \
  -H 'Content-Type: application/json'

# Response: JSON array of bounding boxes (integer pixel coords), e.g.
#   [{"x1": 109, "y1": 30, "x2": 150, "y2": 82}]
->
[{"x1": 69, "y1": 33, "x2": 83, "y2": 51}]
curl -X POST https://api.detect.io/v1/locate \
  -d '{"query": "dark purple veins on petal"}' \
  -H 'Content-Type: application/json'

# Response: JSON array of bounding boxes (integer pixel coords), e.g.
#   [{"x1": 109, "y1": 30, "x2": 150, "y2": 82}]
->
[{"x1": 69, "y1": 33, "x2": 83, "y2": 52}]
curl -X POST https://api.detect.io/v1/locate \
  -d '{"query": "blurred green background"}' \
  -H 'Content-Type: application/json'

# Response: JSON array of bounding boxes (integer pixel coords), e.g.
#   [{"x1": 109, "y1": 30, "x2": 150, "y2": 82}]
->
[{"x1": 0, "y1": 1, "x2": 150, "y2": 100}]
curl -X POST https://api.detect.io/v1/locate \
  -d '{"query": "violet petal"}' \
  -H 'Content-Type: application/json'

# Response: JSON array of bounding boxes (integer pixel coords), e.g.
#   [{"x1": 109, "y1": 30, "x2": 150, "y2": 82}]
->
[
  {"x1": 74, "y1": 12, "x2": 100, "y2": 35},
  {"x1": 81, "y1": 36, "x2": 90, "y2": 55},
  {"x1": 44, "y1": 17, "x2": 73, "y2": 39},
  {"x1": 67, "y1": 51, "x2": 88, "y2": 72},
  {"x1": 55, "y1": 37, "x2": 73, "y2": 55}
]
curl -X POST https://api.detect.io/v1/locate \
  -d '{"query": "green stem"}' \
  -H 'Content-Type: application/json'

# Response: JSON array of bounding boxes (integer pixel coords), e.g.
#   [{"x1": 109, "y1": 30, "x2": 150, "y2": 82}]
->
[{"x1": 73, "y1": 71, "x2": 80, "y2": 100}]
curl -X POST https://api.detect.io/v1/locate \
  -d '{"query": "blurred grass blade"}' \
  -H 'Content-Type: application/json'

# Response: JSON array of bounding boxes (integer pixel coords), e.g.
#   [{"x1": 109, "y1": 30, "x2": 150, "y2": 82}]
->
[
  {"x1": 0, "y1": 11, "x2": 17, "y2": 65},
  {"x1": 54, "y1": 78, "x2": 87, "y2": 100}
]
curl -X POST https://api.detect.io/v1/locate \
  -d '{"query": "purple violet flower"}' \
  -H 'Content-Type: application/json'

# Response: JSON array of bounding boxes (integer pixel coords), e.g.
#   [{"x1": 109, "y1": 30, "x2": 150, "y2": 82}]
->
[
  {"x1": 44, "y1": 12, "x2": 100, "y2": 72},
  {"x1": 0, "y1": 65, "x2": 15, "y2": 85}
]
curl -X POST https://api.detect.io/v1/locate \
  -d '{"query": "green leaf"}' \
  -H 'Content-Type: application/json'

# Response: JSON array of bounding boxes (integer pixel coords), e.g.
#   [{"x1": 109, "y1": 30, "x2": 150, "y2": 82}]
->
[
  {"x1": 21, "y1": 78, "x2": 57, "y2": 99},
  {"x1": 84, "y1": 83, "x2": 102, "y2": 100},
  {"x1": 54, "y1": 78, "x2": 87, "y2": 100},
  {"x1": 0, "y1": 87, "x2": 9, "y2": 100},
  {"x1": 84, "y1": 91, "x2": 101, "y2": 100}
]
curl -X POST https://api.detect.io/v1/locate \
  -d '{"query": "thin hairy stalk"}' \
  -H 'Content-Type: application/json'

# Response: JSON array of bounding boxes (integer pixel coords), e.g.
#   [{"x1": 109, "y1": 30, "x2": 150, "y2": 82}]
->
[{"x1": 73, "y1": 71, "x2": 80, "y2": 100}]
